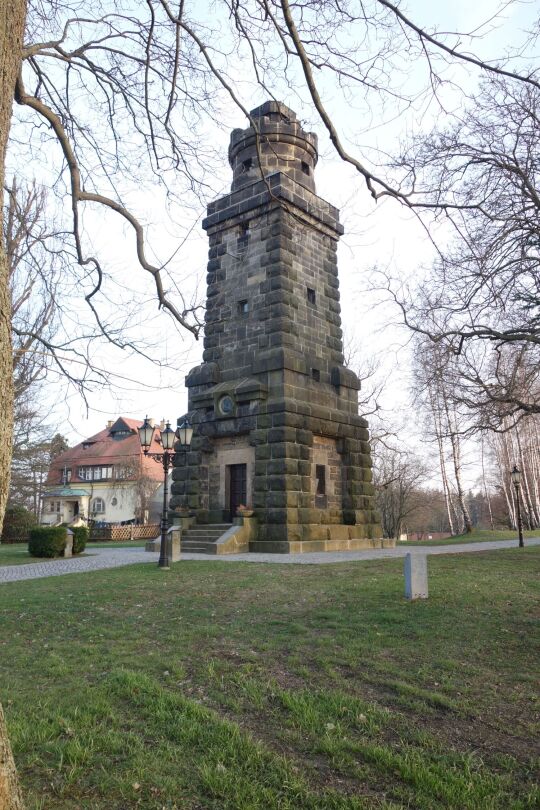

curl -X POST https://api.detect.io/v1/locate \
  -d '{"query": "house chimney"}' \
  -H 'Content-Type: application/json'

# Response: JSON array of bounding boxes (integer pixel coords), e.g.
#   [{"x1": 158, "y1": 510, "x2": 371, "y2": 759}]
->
[
  {"x1": 148, "y1": 418, "x2": 155, "y2": 427},
  {"x1": 106, "y1": 420, "x2": 114, "y2": 429},
  {"x1": 159, "y1": 419, "x2": 166, "y2": 431}
]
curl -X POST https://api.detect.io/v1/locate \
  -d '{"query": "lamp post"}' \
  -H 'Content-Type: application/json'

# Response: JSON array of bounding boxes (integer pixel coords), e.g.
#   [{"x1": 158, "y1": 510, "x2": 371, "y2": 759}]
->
[
  {"x1": 138, "y1": 417, "x2": 191, "y2": 569},
  {"x1": 510, "y1": 464, "x2": 525, "y2": 548}
]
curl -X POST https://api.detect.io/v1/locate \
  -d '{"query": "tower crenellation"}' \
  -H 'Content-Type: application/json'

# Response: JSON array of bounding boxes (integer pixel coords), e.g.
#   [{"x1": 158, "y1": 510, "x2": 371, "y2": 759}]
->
[{"x1": 228, "y1": 101, "x2": 318, "y2": 193}]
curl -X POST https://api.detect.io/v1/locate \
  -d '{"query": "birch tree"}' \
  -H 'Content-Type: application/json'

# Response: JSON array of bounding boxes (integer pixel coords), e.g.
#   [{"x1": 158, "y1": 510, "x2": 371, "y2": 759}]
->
[
  {"x1": 490, "y1": 417, "x2": 540, "y2": 530},
  {"x1": 413, "y1": 338, "x2": 473, "y2": 534}
]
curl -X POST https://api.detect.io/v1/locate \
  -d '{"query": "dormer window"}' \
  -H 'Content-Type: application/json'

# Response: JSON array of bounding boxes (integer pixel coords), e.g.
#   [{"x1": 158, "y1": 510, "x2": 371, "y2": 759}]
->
[{"x1": 110, "y1": 429, "x2": 131, "y2": 440}]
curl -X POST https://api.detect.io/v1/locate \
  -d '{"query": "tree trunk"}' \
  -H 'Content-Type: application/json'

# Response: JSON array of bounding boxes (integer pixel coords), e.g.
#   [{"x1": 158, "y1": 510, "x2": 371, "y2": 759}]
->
[
  {"x1": 0, "y1": 703, "x2": 24, "y2": 810},
  {"x1": 0, "y1": 0, "x2": 26, "y2": 528},
  {"x1": 429, "y1": 386, "x2": 457, "y2": 535},
  {"x1": 480, "y1": 439, "x2": 494, "y2": 530},
  {"x1": 442, "y1": 397, "x2": 472, "y2": 533},
  {"x1": 0, "y1": 3, "x2": 29, "y2": 808}
]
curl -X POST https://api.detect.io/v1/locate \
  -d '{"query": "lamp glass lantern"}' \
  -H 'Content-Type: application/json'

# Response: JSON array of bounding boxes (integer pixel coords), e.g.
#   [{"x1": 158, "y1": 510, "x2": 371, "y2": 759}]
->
[
  {"x1": 511, "y1": 465, "x2": 522, "y2": 487},
  {"x1": 138, "y1": 416, "x2": 155, "y2": 453},
  {"x1": 176, "y1": 416, "x2": 193, "y2": 447},
  {"x1": 160, "y1": 421, "x2": 176, "y2": 451}
]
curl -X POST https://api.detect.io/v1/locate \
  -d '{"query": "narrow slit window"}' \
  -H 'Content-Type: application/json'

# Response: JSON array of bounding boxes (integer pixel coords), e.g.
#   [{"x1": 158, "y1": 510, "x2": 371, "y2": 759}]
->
[
  {"x1": 301, "y1": 161, "x2": 310, "y2": 175},
  {"x1": 238, "y1": 299, "x2": 249, "y2": 315},
  {"x1": 315, "y1": 465, "x2": 326, "y2": 496},
  {"x1": 311, "y1": 368, "x2": 320, "y2": 382},
  {"x1": 238, "y1": 222, "x2": 249, "y2": 249},
  {"x1": 307, "y1": 287, "x2": 316, "y2": 305},
  {"x1": 242, "y1": 158, "x2": 253, "y2": 172}
]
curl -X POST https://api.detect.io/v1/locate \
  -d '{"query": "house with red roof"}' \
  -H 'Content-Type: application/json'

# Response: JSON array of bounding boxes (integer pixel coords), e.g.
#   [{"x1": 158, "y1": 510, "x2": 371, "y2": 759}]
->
[{"x1": 41, "y1": 417, "x2": 166, "y2": 525}]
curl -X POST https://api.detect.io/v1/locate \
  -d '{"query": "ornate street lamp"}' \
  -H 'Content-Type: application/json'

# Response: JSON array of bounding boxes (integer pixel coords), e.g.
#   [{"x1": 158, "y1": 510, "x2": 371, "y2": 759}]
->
[
  {"x1": 510, "y1": 465, "x2": 524, "y2": 548},
  {"x1": 138, "y1": 417, "x2": 179, "y2": 569}
]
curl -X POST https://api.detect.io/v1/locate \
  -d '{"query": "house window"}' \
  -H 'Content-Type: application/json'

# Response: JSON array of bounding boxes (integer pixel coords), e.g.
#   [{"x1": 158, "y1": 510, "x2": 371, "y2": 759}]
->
[
  {"x1": 91, "y1": 497, "x2": 105, "y2": 514},
  {"x1": 78, "y1": 466, "x2": 112, "y2": 481},
  {"x1": 238, "y1": 299, "x2": 249, "y2": 315},
  {"x1": 61, "y1": 467, "x2": 71, "y2": 483},
  {"x1": 315, "y1": 465, "x2": 326, "y2": 496},
  {"x1": 111, "y1": 497, "x2": 118, "y2": 506},
  {"x1": 49, "y1": 501, "x2": 55, "y2": 512},
  {"x1": 311, "y1": 368, "x2": 321, "y2": 382},
  {"x1": 56, "y1": 501, "x2": 61, "y2": 513},
  {"x1": 307, "y1": 287, "x2": 316, "y2": 305}
]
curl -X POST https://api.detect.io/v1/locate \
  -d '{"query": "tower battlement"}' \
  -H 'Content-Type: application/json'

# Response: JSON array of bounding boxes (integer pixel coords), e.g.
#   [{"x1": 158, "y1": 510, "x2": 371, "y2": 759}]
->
[{"x1": 229, "y1": 100, "x2": 318, "y2": 193}]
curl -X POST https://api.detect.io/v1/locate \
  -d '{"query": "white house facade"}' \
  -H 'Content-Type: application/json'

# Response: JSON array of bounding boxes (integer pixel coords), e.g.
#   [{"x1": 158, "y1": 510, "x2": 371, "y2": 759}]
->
[{"x1": 41, "y1": 417, "x2": 167, "y2": 526}]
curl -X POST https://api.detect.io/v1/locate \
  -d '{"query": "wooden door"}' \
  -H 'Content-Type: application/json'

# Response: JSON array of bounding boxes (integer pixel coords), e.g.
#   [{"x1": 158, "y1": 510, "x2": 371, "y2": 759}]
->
[{"x1": 228, "y1": 464, "x2": 247, "y2": 520}]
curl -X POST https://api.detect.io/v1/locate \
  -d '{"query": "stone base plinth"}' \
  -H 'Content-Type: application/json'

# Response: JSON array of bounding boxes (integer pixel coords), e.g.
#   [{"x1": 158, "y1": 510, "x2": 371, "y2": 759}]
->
[{"x1": 250, "y1": 530, "x2": 394, "y2": 554}]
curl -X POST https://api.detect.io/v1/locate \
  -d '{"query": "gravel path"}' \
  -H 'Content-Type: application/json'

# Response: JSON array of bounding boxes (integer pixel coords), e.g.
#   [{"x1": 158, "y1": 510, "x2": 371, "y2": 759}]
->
[{"x1": 1, "y1": 537, "x2": 539, "y2": 584}]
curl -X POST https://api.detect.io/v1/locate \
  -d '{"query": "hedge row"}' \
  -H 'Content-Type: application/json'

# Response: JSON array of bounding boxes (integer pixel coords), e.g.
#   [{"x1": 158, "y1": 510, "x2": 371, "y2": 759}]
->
[
  {"x1": 71, "y1": 526, "x2": 88, "y2": 554},
  {"x1": 28, "y1": 526, "x2": 67, "y2": 558},
  {"x1": 28, "y1": 525, "x2": 88, "y2": 558}
]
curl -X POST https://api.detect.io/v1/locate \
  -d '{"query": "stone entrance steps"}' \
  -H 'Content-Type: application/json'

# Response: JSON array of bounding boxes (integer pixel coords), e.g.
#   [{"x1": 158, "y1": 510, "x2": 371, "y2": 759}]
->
[{"x1": 180, "y1": 524, "x2": 233, "y2": 554}]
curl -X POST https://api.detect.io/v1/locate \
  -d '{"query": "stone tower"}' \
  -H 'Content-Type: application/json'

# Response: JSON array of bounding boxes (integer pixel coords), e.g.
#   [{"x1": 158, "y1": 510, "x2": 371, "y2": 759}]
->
[{"x1": 171, "y1": 101, "x2": 381, "y2": 552}]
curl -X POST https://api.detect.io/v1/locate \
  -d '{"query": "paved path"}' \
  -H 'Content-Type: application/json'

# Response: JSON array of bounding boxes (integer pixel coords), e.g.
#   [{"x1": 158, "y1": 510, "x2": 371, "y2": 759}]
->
[{"x1": 1, "y1": 538, "x2": 539, "y2": 584}]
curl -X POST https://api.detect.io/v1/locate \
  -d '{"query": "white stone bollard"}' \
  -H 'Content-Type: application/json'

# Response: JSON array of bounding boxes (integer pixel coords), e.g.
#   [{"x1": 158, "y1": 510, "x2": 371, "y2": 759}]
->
[
  {"x1": 404, "y1": 553, "x2": 428, "y2": 600},
  {"x1": 64, "y1": 529, "x2": 74, "y2": 558},
  {"x1": 168, "y1": 526, "x2": 181, "y2": 562}
]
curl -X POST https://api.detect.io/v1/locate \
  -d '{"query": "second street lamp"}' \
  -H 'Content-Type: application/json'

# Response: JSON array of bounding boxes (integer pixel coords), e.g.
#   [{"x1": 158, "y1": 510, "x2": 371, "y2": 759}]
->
[
  {"x1": 138, "y1": 417, "x2": 177, "y2": 569},
  {"x1": 510, "y1": 464, "x2": 525, "y2": 549}
]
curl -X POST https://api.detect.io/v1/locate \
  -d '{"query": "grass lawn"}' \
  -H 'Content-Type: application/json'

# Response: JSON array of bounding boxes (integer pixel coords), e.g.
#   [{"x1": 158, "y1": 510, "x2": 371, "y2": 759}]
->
[
  {"x1": 0, "y1": 541, "x2": 146, "y2": 566},
  {"x1": 0, "y1": 548, "x2": 538, "y2": 809},
  {"x1": 398, "y1": 529, "x2": 540, "y2": 547}
]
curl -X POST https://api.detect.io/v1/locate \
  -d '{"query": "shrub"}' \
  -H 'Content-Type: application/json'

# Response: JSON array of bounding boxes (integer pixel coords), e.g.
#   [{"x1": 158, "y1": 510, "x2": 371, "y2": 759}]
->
[
  {"x1": 28, "y1": 526, "x2": 67, "y2": 558},
  {"x1": 1, "y1": 505, "x2": 34, "y2": 544},
  {"x1": 71, "y1": 526, "x2": 88, "y2": 554}
]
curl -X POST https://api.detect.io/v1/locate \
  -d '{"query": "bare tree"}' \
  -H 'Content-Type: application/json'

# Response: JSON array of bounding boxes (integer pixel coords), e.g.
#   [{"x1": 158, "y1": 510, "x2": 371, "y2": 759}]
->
[
  {"x1": 413, "y1": 338, "x2": 473, "y2": 534},
  {"x1": 385, "y1": 77, "x2": 540, "y2": 426},
  {"x1": 109, "y1": 456, "x2": 161, "y2": 524},
  {"x1": 489, "y1": 416, "x2": 540, "y2": 530},
  {"x1": 372, "y1": 440, "x2": 427, "y2": 539},
  {"x1": 6, "y1": 181, "x2": 58, "y2": 397}
]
